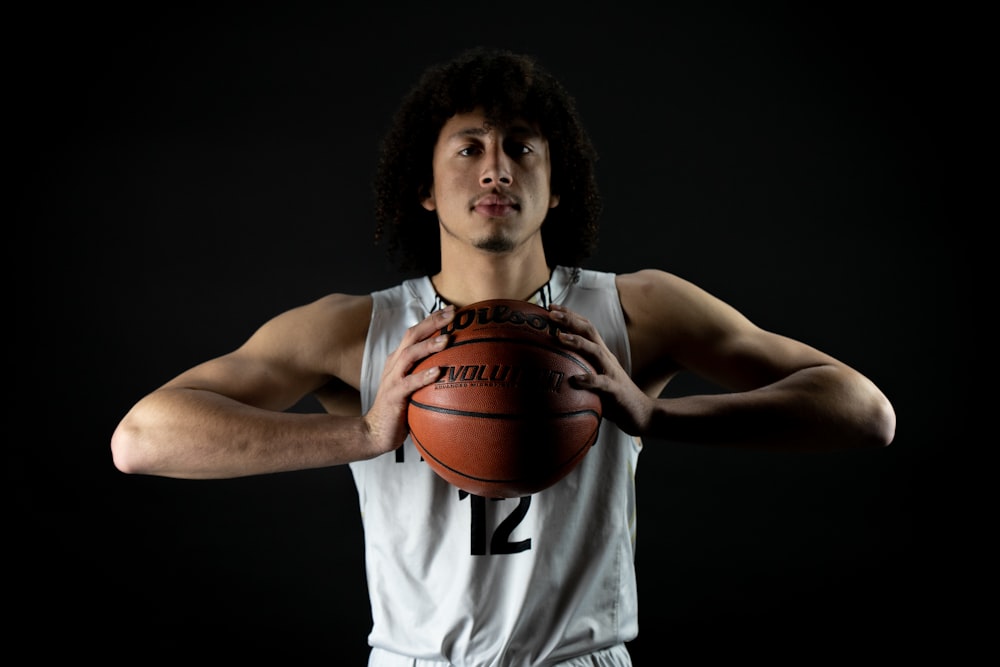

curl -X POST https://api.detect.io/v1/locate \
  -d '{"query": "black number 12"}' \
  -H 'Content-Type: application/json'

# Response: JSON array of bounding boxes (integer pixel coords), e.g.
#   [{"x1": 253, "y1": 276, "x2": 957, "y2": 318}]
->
[{"x1": 459, "y1": 490, "x2": 532, "y2": 555}]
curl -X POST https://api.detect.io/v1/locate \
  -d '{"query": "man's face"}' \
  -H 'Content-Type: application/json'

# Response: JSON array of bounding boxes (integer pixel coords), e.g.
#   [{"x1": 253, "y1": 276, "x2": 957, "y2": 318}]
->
[{"x1": 421, "y1": 108, "x2": 560, "y2": 257}]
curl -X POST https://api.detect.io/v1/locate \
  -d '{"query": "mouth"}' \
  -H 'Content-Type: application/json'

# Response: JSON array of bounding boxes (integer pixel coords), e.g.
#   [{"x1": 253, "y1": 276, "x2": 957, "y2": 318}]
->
[
  {"x1": 475, "y1": 204, "x2": 516, "y2": 217},
  {"x1": 473, "y1": 195, "x2": 519, "y2": 218}
]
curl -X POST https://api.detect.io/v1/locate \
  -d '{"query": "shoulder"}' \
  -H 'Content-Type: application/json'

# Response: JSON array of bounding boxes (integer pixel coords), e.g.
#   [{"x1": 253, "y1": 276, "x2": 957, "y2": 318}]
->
[
  {"x1": 615, "y1": 268, "x2": 715, "y2": 320},
  {"x1": 615, "y1": 267, "x2": 698, "y2": 291},
  {"x1": 245, "y1": 292, "x2": 373, "y2": 375},
  {"x1": 616, "y1": 268, "x2": 764, "y2": 346},
  {"x1": 258, "y1": 292, "x2": 372, "y2": 342},
  {"x1": 308, "y1": 292, "x2": 374, "y2": 324}
]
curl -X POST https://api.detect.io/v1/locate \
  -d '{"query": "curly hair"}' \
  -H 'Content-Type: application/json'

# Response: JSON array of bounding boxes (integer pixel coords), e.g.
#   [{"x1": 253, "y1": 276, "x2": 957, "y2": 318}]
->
[{"x1": 373, "y1": 47, "x2": 602, "y2": 275}]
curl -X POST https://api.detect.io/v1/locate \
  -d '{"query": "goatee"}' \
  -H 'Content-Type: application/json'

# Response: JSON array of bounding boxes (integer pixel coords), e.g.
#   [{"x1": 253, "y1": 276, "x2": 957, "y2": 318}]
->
[{"x1": 474, "y1": 234, "x2": 515, "y2": 253}]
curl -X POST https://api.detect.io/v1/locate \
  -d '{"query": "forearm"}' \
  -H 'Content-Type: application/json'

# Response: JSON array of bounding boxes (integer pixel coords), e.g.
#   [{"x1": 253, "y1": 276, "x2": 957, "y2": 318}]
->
[
  {"x1": 647, "y1": 365, "x2": 896, "y2": 452},
  {"x1": 111, "y1": 387, "x2": 378, "y2": 479}
]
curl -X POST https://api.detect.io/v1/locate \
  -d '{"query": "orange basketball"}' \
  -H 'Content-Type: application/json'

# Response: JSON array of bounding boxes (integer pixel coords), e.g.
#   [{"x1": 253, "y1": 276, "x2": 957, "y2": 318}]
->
[{"x1": 408, "y1": 298, "x2": 602, "y2": 498}]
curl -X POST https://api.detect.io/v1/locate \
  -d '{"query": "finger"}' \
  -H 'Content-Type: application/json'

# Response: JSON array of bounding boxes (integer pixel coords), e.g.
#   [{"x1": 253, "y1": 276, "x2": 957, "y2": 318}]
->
[
  {"x1": 385, "y1": 307, "x2": 455, "y2": 375},
  {"x1": 403, "y1": 305, "x2": 456, "y2": 345},
  {"x1": 568, "y1": 371, "x2": 610, "y2": 392},
  {"x1": 552, "y1": 310, "x2": 611, "y2": 366},
  {"x1": 558, "y1": 332, "x2": 608, "y2": 375},
  {"x1": 386, "y1": 331, "x2": 451, "y2": 379},
  {"x1": 409, "y1": 333, "x2": 451, "y2": 370},
  {"x1": 548, "y1": 304, "x2": 600, "y2": 340},
  {"x1": 410, "y1": 361, "x2": 444, "y2": 387}
]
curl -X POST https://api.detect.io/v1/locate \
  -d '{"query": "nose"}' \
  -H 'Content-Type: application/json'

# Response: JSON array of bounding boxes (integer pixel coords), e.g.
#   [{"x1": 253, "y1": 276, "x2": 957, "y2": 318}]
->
[{"x1": 480, "y1": 142, "x2": 512, "y2": 187}]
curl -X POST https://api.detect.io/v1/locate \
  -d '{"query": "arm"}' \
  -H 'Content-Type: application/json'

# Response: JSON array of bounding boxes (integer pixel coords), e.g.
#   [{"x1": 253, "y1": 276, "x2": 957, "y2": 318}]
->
[
  {"x1": 550, "y1": 269, "x2": 895, "y2": 451},
  {"x1": 110, "y1": 293, "x2": 455, "y2": 479}
]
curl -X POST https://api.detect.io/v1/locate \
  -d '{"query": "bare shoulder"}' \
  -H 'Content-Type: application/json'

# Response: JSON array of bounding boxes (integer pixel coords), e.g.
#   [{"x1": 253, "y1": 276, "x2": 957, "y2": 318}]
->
[
  {"x1": 616, "y1": 267, "x2": 723, "y2": 302},
  {"x1": 278, "y1": 292, "x2": 373, "y2": 342},
  {"x1": 615, "y1": 268, "x2": 738, "y2": 336},
  {"x1": 247, "y1": 292, "x2": 373, "y2": 382},
  {"x1": 614, "y1": 268, "x2": 761, "y2": 392},
  {"x1": 615, "y1": 268, "x2": 692, "y2": 303}
]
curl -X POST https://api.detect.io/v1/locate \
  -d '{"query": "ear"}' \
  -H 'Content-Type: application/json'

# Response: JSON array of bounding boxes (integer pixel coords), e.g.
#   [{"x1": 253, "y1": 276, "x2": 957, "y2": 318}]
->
[
  {"x1": 549, "y1": 193, "x2": 560, "y2": 209},
  {"x1": 420, "y1": 184, "x2": 436, "y2": 211}
]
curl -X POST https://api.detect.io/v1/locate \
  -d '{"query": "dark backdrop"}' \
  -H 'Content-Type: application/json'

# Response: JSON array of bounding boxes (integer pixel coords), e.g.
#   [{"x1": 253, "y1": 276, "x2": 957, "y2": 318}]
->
[{"x1": 11, "y1": 3, "x2": 970, "y2": 663}]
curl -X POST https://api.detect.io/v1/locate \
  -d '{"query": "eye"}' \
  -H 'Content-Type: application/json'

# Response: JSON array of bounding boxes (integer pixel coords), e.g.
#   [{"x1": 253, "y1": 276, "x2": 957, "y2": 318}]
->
[
  {"x1": 458, "y1": 145, "x2": 483, "y2": 157},
  {"x1": 504, "y1": 140, "x2": 532, "y2": 158}
]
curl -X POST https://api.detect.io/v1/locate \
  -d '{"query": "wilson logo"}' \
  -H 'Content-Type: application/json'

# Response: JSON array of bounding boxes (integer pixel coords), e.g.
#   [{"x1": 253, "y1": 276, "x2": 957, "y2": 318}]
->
[{"x1": 440, "y1": 304, "x2": 558, "y2": 337}]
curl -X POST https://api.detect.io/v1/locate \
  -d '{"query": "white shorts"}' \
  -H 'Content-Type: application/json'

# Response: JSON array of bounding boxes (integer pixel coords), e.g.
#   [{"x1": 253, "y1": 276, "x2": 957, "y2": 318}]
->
[{"x1": 367, "y1": 643, "x2": 632, "y2": 667}]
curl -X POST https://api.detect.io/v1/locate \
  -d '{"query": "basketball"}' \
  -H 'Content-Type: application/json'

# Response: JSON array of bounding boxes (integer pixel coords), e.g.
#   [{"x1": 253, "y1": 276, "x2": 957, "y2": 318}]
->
[{"x1": 408, "y1": 298, "x2": 602, "y2": 498}]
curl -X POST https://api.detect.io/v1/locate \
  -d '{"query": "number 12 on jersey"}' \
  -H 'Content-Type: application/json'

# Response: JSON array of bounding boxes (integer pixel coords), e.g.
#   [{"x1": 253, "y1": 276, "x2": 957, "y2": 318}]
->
[{"x1": 459, "y1": 490, "x2": 532, "y2": 556}]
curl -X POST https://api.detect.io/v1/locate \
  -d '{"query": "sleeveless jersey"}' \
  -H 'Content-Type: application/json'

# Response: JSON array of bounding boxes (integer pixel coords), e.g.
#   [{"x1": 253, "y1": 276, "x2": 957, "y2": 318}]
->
[{"x1": 353, "y1": 266, "x2": 641, "y2": 666}]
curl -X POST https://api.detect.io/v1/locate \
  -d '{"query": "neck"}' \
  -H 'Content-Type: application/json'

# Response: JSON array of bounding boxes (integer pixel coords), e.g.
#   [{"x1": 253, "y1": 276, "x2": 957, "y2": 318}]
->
[{"x1": 432, "y1": 252, "x2": 552, "y2": 308}]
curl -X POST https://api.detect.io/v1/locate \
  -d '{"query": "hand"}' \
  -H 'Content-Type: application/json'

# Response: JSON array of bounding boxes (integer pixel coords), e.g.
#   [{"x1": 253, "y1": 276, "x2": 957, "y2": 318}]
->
[
  {"x1": 362, "y1": 306, "x2": 455, "y2": 455},
  {"x1": 548, "y1": 304, "x2": 653, "y2": 436}
]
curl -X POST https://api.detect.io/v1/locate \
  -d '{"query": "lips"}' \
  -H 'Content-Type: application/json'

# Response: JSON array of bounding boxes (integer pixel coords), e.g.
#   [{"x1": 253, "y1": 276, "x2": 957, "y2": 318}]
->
[
  {"x1": 474, "y1": 194, "x2": 518, "y2": 217},
  {"x1": 477, "y1": 194, "x2": 516, "y2": 207}
]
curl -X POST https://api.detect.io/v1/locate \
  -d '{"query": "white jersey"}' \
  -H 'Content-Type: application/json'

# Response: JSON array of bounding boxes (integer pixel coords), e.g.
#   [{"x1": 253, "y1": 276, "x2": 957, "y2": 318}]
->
[{"x1": 353, "y1": 266, "x2": 641, "y2": 666}]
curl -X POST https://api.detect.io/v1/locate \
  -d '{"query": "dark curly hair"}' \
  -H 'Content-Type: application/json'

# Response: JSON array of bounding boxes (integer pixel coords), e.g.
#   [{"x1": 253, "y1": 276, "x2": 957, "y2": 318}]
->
[{"x1": 373, "y1": 47, "x2": 602, "y2": 275}]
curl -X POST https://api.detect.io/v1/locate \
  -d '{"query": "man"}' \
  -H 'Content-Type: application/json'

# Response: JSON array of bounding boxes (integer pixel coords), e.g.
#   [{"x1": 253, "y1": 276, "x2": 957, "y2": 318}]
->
[{"x1": 111, "y1": 47, "x2": 895, "y2": 666}]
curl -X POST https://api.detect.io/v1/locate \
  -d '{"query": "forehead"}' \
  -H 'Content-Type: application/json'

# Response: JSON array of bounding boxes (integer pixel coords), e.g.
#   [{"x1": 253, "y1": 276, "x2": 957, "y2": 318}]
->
[{"x1": 438, "y1": 109, "x2": 543, "y2": 142}]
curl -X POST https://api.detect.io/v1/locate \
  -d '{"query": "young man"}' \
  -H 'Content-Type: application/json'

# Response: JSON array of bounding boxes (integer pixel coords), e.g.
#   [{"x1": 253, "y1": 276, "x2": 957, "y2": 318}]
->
[{"x1": 111, "y1": 48, "x2": 896, "y2": 666}]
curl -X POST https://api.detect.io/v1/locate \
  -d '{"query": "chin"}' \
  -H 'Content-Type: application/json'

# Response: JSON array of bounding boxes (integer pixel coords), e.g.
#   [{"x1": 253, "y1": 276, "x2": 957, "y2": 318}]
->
[{"x1": 474, "y1": 236, "x2": 516, "y2": 254}]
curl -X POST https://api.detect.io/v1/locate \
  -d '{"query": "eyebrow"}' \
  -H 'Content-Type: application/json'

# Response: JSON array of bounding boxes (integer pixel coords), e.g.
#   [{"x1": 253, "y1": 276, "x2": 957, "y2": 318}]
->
[{"x1": 446, "y1": 123, "x2": 542, "y2": 142}]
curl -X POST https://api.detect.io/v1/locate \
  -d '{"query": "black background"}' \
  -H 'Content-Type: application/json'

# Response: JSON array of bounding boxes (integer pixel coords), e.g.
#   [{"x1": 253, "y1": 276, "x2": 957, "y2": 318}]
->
[{"x1": 11, "y1": 3, "x2": 973, "y2": 663}]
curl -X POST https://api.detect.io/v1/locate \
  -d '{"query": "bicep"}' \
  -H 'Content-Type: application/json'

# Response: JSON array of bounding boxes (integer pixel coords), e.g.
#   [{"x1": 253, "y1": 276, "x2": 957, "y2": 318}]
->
[
  {"x1": 159, "y1": 293, "x2": 370, "y2": 411},
  {"x1": 699, "y1": 327, "x2": 841, "y2": 392},
  {"x1": 622, "y1": 269, "x2": 839, "y2": 393},
  {"x1": 160, "y1": 348, "x2": 328, "y2": 412}
]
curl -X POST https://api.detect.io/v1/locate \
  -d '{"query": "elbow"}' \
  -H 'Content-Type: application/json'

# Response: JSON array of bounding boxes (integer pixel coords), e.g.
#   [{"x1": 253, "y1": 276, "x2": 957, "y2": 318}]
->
[
  {"x1": 854, "y1": 384, "x2": 896, "y2": 449},
  {"x1": 831, "y1": 372, "x2": 896, "y2": 450},
  {"x1": 870, "y1": 393, "x2": 897, "y2": 447},
  {"x1": 110, "y1": 418, "x2": 148, "y2": 475}
]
